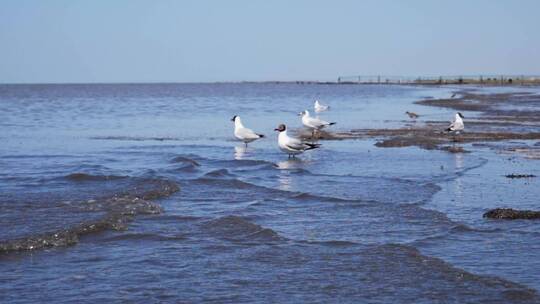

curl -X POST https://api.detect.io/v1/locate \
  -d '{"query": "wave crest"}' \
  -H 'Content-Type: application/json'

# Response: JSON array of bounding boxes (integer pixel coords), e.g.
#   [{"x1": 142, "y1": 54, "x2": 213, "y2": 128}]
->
[
  {"x1": 0, "y1": 179, "x2": 179, "y2": 254},
  {"x1": 203, "y1": 215, "x2": 284, "y2": 242}
]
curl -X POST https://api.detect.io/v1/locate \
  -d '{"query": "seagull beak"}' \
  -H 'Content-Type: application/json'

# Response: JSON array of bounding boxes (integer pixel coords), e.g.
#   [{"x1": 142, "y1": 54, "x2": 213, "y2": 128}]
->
[
  {"x1": 297, "y1": 112, "x2": 303, "y2": 116},
  {"x1": 274, "y1": 128, "x2": 279, "y2": 131}
]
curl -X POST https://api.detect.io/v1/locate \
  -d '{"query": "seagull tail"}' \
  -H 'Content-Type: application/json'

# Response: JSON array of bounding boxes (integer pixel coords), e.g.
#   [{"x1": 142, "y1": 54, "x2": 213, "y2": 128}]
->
[
  {"x1": 304, "y1": 143, "x2": 321, "y2": 150},
  {"x1": 257, "y1": 134, "x2": 265, "y2": 138},
  {"x1": 329, "y1": 122, "x2": 337, "y2": 126}
]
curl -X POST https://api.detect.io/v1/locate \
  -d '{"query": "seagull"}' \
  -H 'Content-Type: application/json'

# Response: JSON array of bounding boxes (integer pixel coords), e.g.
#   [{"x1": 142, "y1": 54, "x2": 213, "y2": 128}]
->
[
  {"x1": 231, "y1": 115, "x2": 264, "y2": 147},
  {"x1": 314, "y1": 100, "x2": 330, "y2": 113},
  {"x1": 446, "y1": 112, "x2": 465, "y2": 140},
  {"x1": 274, "y1": 124, "x2": 320, "y2": 158},
  {"x1": 405, "y1": 111, "x2": 419, "y2": 119},
  {"x1": 299, "y1": 110, "x2": 336, "y2": 138}
]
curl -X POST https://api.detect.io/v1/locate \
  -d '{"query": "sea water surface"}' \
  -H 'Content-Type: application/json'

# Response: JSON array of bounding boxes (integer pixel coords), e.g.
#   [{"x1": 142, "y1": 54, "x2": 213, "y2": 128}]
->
[{"x1": 1, "y1": 83, "x2": 539, "y2": 303}]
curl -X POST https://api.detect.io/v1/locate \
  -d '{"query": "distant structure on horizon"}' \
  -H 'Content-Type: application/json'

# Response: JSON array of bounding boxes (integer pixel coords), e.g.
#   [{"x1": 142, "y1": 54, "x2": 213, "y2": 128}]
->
[{"x1": 336, "y1": 75, "x2": 540, "y2": 85}]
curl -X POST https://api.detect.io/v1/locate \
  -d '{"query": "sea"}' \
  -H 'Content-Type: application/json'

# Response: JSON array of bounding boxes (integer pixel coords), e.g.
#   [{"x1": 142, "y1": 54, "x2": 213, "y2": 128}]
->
[{"x1": 1, "y1": 83, "x2": 539, "y2": 303}]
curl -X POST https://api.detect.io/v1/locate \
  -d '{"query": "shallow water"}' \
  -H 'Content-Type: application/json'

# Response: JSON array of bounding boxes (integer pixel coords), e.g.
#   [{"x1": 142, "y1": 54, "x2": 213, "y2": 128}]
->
[{"x1": 1, "y1": 83, "x2": 540, "y2": 303}]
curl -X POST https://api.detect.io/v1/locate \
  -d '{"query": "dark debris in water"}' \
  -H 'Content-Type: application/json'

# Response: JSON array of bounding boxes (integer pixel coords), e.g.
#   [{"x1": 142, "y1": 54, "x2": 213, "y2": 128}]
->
[
  {"x1": 505, "y1": 174, "x2": 536, "y2": 179},
  {"x1": 483, "y1": 208, "x2": 540, "y2": 220}
]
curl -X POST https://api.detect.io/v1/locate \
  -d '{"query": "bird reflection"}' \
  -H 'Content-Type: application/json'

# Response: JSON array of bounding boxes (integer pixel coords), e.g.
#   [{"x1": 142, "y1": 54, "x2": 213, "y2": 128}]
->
[
  {"x1": 276, "y1": 159, "x2": 303, "y2": 191},
  {"x1": 454, "y1": 153, "x2": 464, "y2": 170},
  {"x1": 453, "y1": 153, "x2": 464, "y2": 205},
  {"x1": 276, "y1": 159, "x2": 303, "y2": 170},
  {"x1": 234, "y1": 145, "x2": 248, "y2": 160}
]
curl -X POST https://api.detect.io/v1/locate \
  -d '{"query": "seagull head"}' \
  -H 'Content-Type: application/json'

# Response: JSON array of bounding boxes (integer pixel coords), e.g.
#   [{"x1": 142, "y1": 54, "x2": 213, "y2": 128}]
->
[
  {"x1": 457, "y1": 112, "x2": 464, "y2": 119},
  {"x1": 274, "y1": 124, "x2": 286, "y2": 132},
  {"x1": 231, "y1": 115, "x2": 238, "y2": 122}
]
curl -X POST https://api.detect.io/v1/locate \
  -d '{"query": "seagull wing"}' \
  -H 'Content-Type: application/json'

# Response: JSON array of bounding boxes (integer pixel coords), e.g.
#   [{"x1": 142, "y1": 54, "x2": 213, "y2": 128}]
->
[
  {"x1": 236, "y1": 127, "x2": 262, "y2": 139},
  {"x1": 307, "y1": 116, "x2": 329, "y2": 128},
  {"x1": 284, "y1": 136, "x2": 310, "y2": 151}
]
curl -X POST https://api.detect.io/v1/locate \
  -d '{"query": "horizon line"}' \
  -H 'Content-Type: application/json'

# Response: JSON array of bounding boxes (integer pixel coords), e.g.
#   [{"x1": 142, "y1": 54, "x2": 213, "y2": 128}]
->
[{"x1": 2, "y1": 74, "x2": 540, "y2": 86}]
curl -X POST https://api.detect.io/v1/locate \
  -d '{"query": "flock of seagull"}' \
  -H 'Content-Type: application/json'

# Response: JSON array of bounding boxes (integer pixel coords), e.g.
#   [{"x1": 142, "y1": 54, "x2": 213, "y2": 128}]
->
[{"x1": 231, "y1": 99, "x2": 465, "y2": 158}]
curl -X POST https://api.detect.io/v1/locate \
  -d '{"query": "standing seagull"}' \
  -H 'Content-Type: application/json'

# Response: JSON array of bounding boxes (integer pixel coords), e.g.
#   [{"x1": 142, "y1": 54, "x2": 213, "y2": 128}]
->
[
  {"x1": 231, "y1": 115, "x2": 264, "y2": 147},
  {"x1": 446, "y1": 112, "x2": 465, "y2": 140},
  {"x1": 314, "y1": 100, "x2": 330, "y2": 113},
  {"x1": 300, "y1": 110, "x2": 336, "y2": 138},
  {"x1": 274, "y1": 124, "x2": 320, "y2": 158}
]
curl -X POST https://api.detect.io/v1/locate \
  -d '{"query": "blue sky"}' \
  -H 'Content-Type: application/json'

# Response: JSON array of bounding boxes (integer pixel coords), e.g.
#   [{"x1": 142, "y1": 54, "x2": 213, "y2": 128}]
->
[{"x1": 1, "y1": 0, "x2": 539, "y2": 83}]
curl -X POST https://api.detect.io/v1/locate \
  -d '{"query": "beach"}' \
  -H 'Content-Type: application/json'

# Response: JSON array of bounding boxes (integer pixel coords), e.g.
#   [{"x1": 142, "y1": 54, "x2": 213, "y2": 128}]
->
[{"x1": 1, "y1": 83, "x2": 539, "y2": 303}]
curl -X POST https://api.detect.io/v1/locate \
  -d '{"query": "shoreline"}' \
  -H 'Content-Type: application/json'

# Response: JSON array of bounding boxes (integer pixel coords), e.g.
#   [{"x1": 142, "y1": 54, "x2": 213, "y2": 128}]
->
[
  {"x1": 2, "y1": 81, "x2": 540, "y2": 86},
  {"x1": 302, "y1": 89, "x2": 540, "y2": 157}
]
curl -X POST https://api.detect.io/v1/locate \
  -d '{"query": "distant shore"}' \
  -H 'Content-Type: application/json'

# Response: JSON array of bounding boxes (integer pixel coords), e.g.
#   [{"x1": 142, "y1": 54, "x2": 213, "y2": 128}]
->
[{"x1": 3, "y1": 78, "x2": 540, "y2": 86}]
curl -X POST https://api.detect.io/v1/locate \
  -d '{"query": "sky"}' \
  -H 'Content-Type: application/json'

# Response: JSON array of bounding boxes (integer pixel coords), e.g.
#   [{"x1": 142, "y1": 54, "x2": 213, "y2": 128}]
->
[{"x1": 1, "y1": 0, "x2": 539, "y2": 83}]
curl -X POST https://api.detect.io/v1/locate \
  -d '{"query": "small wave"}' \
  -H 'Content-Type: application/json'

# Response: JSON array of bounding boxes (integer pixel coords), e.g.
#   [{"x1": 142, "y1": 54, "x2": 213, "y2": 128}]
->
[
  {"x1": 1, "y1": 154, "x2": 80, "y2": 159},
  {"x1": 149, "y1": 214, "x2": 203, "y2": 222},
  {"x1": 210, "y1": 158, "x2": 277, "y2": 169},
  {"x1": 300, "y1": 239, "x2": 359, "y2": 247},
  {"x1": 99, "y1": 232, "x2": 187, "y2": 243},
  {"x1": 174, "y1": 164, "x2": 200, "y2": 173},
  {"x1": 450, "y1": 224, "x2": 503, "y2": 234},
  {"x1": 202, "y1": 215, "x2": 284, "y2": 242},
  {"x1": 203, "y1": 169, "x2": 235, "y2": 178},
  {"x1": 0, "y1": 214, "x2": 128, "y2": 252},
  {"x1": 370, "y1": 243, "x2": 539, "y2": 300},
  {"x1": 91, "y1": 136, "x2": 179, "y2": 141},
  {"x1": 291, "y1": 192, "x2": 372, "y2": 205},
  {"x1": 170, "y1": 156, "x2": 201, "y2": 166},
  {"x1": 0, "y1": 179, "x2": 180, "y2": 254},
  {"x1": 193, "y1": 177, "x2": 264, "y2": 190},
  {"x1": 65, "y1": 173, "x2": 128, "y2": 182}
]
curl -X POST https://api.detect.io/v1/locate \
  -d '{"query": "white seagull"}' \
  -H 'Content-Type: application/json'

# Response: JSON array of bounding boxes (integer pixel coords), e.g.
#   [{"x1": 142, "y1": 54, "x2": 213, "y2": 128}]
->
[
  {"x1": 274, "y1": 124, "x2": 320, "y2": 158},
  {"x1": 231, "y1": 115, "x2": 265, "y2": 147},
  {"x1": 314, "y1": 100, "x2": 330, "y2": 113},
  {"x1": 300, "y1": 110, "x2": 336, "y2": 137},
  {"x1": 446, "y1": 112, "x2": 465, "y2": 139}
]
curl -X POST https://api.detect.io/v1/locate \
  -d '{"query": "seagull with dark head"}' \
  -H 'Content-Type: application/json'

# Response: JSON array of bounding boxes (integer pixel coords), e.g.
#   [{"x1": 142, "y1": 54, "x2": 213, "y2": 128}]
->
[{"x1": 274, "y1": 124, "x2": 320, "y2": 158}]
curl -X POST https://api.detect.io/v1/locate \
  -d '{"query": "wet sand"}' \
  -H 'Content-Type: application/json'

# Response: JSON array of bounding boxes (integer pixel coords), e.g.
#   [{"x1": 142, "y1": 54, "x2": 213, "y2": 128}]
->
[{"x1": 299, "y1": 89, "x2": 540, "y2": 155}]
